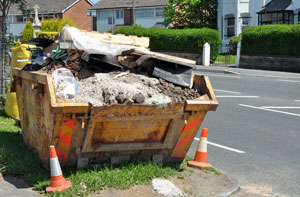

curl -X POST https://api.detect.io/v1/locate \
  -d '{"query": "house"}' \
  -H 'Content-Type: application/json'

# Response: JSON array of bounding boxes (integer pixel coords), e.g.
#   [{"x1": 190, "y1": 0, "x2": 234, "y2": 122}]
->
[
  {"x1": 7, "y1": 0, "x2": 94, "y2": 36},
  {"x1": 218, "y1": 0, "x2": 300, "y2": 52},
  {"x1": 89, "y1": 0, "x2": 168, "y2": 33}
]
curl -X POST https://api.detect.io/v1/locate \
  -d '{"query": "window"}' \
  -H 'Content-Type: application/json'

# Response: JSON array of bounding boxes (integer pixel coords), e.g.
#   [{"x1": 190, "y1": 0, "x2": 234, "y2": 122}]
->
[
  {"x1": 155, "y1": 8, "x2": 164, "y2": 17},
  {"x1": 240, "y1": 13, "x2": 251, "y2": 32},
  {"x1": 136, "y1": 8, "x2": 155, "y2": 18},
  {"x1": 99, "y1": 10, "x2": 123, "y2": 20},
  {"x1": 13, "y1": 15, "x2": 26, "y2": 23},
  {"x1": 116, "y1": 10, "x2": 124, "y2": 19},
  {"x1": 258, "y1": 11, "x2": 294, "y2": 25},
  {"x1": 226, "y1": 16, "x2": 235, "y2": 37}
]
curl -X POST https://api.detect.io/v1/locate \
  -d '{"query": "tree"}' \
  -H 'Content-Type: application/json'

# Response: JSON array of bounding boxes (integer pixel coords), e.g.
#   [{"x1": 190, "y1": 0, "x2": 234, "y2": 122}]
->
[
  {"x1": 0, "y1": 0, "x2": 29, "y2": 94},
  {"x1": 164, "y1": 0, "x2": 218, "y2": 29}
]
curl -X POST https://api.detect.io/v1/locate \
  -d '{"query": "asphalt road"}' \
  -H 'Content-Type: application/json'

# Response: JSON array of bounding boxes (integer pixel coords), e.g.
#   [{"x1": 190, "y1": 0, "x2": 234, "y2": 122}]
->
[{"x1": 188, "y1": 69, "x2": 300, "y2": 197}]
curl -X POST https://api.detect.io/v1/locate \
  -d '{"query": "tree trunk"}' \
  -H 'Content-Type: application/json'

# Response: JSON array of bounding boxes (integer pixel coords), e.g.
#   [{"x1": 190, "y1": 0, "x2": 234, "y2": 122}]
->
[{"x1": 0, "y1": 16, "x2": 6, "y2": 95}]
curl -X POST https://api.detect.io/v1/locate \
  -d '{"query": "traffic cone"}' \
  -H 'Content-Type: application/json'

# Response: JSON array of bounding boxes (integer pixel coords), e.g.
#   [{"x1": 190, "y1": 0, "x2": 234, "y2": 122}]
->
[
  {"x1": 46, "y1": 145, "x2": 72, "y2": 193},
  {"x1": 188, "y1": 128, "x2": 212, "y2": 169}
]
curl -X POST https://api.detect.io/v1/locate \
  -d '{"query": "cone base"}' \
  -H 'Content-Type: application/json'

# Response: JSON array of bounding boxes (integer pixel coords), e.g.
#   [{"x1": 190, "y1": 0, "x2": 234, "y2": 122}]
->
[
  {"x1": 46, "y1": 181, "x2": 72, "y2": 193},
  {"x1": 187, "y1": 160, "x2": 213, "y2": 169}
]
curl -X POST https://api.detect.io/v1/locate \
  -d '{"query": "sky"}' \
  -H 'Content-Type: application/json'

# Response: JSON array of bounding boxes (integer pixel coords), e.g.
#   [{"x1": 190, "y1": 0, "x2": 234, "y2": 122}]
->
[{"x1": 91, "y1": 0, "x2": 99, "y2": 4}]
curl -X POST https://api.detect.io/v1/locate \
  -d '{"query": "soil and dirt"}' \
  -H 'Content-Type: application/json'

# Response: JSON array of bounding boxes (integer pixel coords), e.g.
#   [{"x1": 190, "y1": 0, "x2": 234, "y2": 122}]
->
[{"x1": 91, "y1": 167, "x2": 235, "y2": 197}]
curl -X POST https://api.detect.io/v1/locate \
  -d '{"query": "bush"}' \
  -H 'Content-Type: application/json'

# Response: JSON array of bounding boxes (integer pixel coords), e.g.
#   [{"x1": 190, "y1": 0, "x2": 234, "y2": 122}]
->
[
  {"x1": 35, "y1": 31, "x2": 59, "y2": 39},
  {"x1": 41, "y1": 18, "x2": 76, "y2": 32},
  {"x1": 229, "y1": 34, "x2": 241, "y2": 54},
  {"x1": 241, "y1": 25, "x2": 300, "y2": 56},
  {"x1": 115, "y1": 25, "x2": 221, "y2": 60},
  {"x1": 22, "y1": 21, "x2": 34, "y2": 42}
]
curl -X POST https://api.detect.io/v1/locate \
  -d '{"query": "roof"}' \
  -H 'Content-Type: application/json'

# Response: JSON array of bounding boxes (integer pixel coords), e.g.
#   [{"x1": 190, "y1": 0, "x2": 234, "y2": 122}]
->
[
  {"x1": 91, "y1": 0, "x2": 168, "y2": 10},
  {"x1": 258, "y1": 0, "x2": 292, "y2": 13},
  {"x1": 9, "y1": 0, "x2": 93, "y2": 15}
]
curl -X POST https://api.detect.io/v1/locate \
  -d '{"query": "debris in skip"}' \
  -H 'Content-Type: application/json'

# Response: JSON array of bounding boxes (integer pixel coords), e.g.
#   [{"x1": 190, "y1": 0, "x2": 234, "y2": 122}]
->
[{"x1": 22, "y1": 27, "x2": 202, "y2": 106}]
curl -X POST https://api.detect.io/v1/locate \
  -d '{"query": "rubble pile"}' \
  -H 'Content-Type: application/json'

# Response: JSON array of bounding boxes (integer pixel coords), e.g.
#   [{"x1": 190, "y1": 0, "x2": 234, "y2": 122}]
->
[
  {"x1": 22, "y1": 31, "x2": 200, "y2": 106},
  {"x1": 73, "y1": 72, "x2": 199, "y2": 106}
]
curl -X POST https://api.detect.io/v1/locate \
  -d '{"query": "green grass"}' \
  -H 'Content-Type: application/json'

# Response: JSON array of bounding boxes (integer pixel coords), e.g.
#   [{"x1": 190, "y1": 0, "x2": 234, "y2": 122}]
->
[
  {"x1": 216, "y1": 55, "x2": 236, "y2": 64},
  {"x1": 0, "y1": 109, "x2": 195, "y2": 196}
]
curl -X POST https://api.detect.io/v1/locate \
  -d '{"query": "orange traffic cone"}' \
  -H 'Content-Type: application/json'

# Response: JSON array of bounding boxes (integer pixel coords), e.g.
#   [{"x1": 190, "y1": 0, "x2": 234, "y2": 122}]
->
[
  {"x1": 188, "y1": 128, "x2": 212, "y2": 169},
  {"x1": 46, "y1": 145, "x2": 72, "y2": 193}
]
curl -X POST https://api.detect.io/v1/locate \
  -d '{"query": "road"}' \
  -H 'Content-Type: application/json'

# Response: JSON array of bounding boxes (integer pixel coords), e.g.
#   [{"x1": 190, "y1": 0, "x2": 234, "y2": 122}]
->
[{"x1": 188, "y1": 69, "x2": 300, "y2": 197}]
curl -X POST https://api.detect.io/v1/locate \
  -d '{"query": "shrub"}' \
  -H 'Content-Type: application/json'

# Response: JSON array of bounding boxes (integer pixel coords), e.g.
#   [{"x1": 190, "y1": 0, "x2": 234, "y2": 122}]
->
[
  {"x1": 35, "y1": 31, "x2": 59, "y2": 39},
  {"x1": 22, "y1": 21, "x2": 34, "y2": 42},
  {"x1": 229, "y1": 34, "x2": 241, "y2": 54},
  {"x1": 115, "y1": 25, "x2": 221, "y2": 60},
  {"x1": 41, "y1": 18, "x2": 76, "y2": 32},
  {"x1": 241, "y1": 25, "x2": 300, "y2": 56}
]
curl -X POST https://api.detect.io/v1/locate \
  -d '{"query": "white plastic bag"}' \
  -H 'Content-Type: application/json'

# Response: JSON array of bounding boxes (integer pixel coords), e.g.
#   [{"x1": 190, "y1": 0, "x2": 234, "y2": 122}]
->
[{"x1": 52, "y1": 68, "x2": 79, "y2": 99}]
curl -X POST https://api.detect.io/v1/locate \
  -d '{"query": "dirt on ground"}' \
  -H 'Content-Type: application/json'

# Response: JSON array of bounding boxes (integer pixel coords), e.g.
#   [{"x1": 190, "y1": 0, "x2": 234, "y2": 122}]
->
[{"x1": 90, "y1": 167, "x2": 235, "y2": 197}]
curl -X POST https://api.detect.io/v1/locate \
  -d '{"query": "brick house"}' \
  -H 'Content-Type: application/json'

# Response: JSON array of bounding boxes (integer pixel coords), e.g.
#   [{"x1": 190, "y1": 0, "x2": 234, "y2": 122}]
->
[
  {"x1": 89, "y1": 0, "x2": 168, "y2": 33},
  {"x1": 7, "y1": 0, "x2": 94, "y2": 36}
]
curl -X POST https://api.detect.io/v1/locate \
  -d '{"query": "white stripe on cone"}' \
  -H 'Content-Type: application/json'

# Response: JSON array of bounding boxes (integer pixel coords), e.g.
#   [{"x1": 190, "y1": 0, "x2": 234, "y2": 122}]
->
[
  {"x1": 50, "y1": 157, "x2": 63, "y2": 177},
  {"x1": 197, "y1": 137, "x2": 207, "y2": 153}
]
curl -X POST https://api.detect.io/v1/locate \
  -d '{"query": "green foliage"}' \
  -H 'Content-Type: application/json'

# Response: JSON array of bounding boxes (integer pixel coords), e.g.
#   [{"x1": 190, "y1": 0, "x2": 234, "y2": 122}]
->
[
  {"x1": 35, "y1": 31, "x2": 58, "y2": 39},
  {"x1": 164, "y1": 0, "x2": 218, "y2": 29},
  {"x1": 41, "y1": 18, "x2": 76, "y2": 32},
  {"x1": 241, "y1": 25, "x2": 300, "y2": 56},
  {"x1": 22, "y1": 21, "x2": 34, "y2": 42},
  {"x1": 115, "y1": 25, "x2": 221, "y2": 60},
  {"x1": 229, "y1": 34, "x2": 241, "y2": 54},
  {"x1": 22, "y1": 18, "x2": 76, "y2": 42}
]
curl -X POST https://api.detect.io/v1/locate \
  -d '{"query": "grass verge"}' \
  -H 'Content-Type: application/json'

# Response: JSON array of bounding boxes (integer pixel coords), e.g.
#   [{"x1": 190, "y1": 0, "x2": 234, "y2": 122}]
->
[
  {"x1": 216, "y1": 55, "x2": 236, "y2": 64},
  {"x1": 0, "y1": 109, "x2": 196, "y2": 196}
]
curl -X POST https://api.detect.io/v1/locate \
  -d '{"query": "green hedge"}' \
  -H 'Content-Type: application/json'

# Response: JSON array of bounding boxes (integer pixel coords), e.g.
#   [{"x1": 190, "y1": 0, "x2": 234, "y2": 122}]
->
[
  {"x1": 115, "y1": 25, "x2": 220, "y2": 60},
  {"x1": 41, "y1": 18, "x2": 76, "y2": 32},
  {"x1": 22, "y1": 18, "x2": 76, "y2": 42},
  {"x1": 36, "y1": 31, "x2": 59, "y2": 39},
  {"x1": 242, "y1": 25, "x2": 300, "y2": 56}
]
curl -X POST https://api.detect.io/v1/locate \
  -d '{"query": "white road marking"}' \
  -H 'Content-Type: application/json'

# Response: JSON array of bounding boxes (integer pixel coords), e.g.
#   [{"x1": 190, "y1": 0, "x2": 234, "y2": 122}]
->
[
  {"x1": 194, "y1": 138, "x2": 245, "y2": 154},
  {"x1": 239, "y1": 104, "x2": 300, "y2": 117},
  {"x1": 278, "y1": 79, "x2": 300, "y2": 83},
  {"x1": 260, "y1": 106, "x2": 300, "y2": 109},
  {"x1": 214, "y1": 89, "x2": 241, "y2": 94},
  {"x1": 216, "y1": 96, "x2": 259, "y2": 98},
  {"x1": 205, "y1": 74, "x2": 241, "y2": 78},
  {"x1": 295, "y1": 100, "x2": 300, "y2": 102}
]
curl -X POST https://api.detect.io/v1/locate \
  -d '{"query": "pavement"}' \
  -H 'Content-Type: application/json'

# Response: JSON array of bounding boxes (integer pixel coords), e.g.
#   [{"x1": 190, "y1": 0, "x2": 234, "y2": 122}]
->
[
  {"x1": 0, "y1": 174, "x2": 40, "y2": 197},
  {"x1": 194, "y1": 64, "x2": 300, "y2": 79}
]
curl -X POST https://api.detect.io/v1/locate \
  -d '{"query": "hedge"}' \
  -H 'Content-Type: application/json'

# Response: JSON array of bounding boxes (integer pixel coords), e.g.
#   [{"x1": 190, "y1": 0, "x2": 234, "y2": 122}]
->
[
  {"x1": 115, "y1": 25, "x2": 221, "y2": 61},
  {"x1": 241, "y1": 25, "x2": 300, "y2": 56},
  {"x1": 36, "y1": 31, "x2": 59, "y2": 39},
  {"x1": 22, "y1": 18, "x2": 76, "y2": 42},
  {"x1": 41, "y1": 18, "x2": 76, "y2": 32}
]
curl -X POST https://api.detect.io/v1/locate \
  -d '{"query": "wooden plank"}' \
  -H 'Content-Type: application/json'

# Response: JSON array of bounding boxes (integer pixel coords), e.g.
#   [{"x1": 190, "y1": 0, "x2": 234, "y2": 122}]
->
[
  {"x1": 13, "y1": 69, "x2": 48, "y2": 84},
  {"x1": 149, "y1": 51, "x2": 196, "y2": 65},
  {"x1": 72, "y1": 30, "x2": 150, "y2": 48}
]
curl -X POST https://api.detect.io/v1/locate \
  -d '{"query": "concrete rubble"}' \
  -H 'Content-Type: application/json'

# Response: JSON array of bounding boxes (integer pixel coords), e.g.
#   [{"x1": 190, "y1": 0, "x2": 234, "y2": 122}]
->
[{"x1": 22, "y1": 28, "x2": 198, "y2": 106}]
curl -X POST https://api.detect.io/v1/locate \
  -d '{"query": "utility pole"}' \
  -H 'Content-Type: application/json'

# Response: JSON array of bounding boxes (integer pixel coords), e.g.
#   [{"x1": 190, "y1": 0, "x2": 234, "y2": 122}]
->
[{"x1": 132, "y1": 0, "x2": 136, "y2": 25}]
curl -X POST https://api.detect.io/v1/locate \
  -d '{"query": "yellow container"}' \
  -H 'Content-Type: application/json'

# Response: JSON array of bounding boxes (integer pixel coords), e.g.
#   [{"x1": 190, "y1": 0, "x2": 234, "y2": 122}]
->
[{"x1": 5, "y1": 44, "x2": 33, "y2": 119}]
